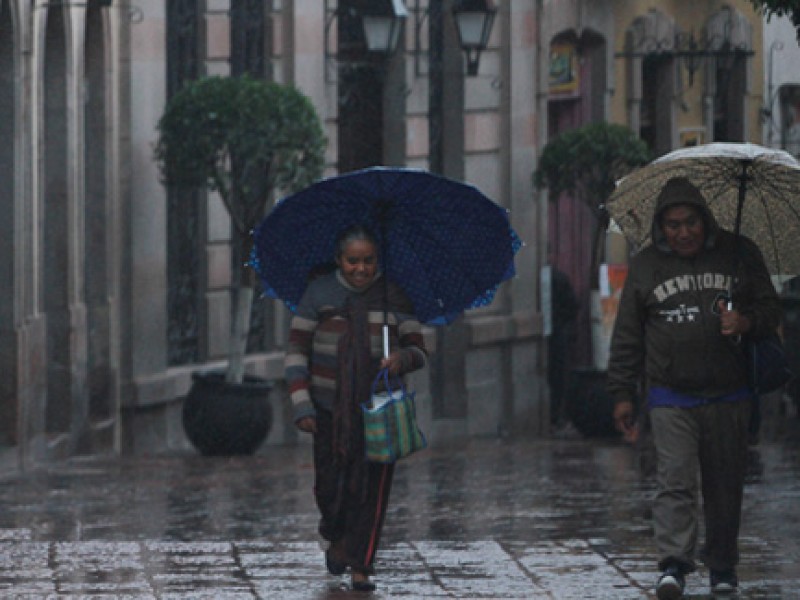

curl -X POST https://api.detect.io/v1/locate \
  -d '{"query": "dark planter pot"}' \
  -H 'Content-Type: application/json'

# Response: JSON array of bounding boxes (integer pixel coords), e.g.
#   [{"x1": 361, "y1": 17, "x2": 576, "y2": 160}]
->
[
  {"x1": 182, "y1": 371, "x2": 273, "y2": 456},
  {"x1": 566, "y1": 367, "x2": 619, "y2": 438}
]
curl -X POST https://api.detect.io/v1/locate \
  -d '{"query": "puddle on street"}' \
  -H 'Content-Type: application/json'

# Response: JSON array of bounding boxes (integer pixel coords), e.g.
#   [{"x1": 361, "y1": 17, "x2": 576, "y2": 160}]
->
[{"x1": 0, "y1": 429, "x2": 795, "y2": 597}]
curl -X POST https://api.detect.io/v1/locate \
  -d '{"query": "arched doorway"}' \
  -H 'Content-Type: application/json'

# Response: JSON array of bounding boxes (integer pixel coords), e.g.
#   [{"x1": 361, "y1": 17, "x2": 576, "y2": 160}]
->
[
  {"x1": 546, "y1": 29, "x2": 607, "y2": 368},
  {"x1": 622, "y1": 9, "x2": 677, "y2": 157},
  {"x1": 705, "y1": 7, "x2": 752, "y2": 142}
]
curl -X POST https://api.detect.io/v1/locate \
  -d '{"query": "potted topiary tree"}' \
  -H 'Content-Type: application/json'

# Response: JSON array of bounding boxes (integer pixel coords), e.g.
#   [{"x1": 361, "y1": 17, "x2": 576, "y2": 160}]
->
[
  {"x1": 534, "y1": 122, "x2": 650, "y2": 436},
  {"x1": 154, "y1": 75, "x2": 326, "y2": 455}
]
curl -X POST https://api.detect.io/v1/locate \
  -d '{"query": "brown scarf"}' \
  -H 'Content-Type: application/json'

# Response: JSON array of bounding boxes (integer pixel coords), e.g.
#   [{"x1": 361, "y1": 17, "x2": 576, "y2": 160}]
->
[
  {"x1": 331, "y1": 293, "x2": 373, "y2": 462},
  {"x1": 326, "y1": 278, "x2": 413, "y2": 463}
]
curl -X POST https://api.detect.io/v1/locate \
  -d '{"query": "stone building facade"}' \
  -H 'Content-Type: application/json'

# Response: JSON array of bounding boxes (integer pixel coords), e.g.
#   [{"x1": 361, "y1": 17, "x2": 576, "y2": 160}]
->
[
  {"x1": 0, "y1": 0, "x2": 547, "y2": 469},
  {"x1": 0, "y1": 0, "x2": 778, "y2": 470},
  {"x1": 0, "y1": 0, "x2": 125, "y2": 469}
]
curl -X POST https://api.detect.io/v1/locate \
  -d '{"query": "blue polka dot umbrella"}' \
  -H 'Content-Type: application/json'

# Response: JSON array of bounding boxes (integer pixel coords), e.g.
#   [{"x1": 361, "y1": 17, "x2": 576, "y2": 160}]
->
[{"x1": 250, "y1": 167, "x2": 522, "y2": 325}]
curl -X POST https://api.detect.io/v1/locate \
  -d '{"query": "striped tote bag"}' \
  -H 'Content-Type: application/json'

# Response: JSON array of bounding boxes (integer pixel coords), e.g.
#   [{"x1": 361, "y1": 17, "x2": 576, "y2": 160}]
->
[{"x1": 361, "y1": 369, "x2": 427, "y2": 463}]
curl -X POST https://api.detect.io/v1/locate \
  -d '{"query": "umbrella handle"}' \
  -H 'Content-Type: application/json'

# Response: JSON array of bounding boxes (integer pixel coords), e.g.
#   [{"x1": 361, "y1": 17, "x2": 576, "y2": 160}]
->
[
  {"x1": 724, "y1": 300, "x2": 743, "y2": 343},
  {"x1": 383, "y1": 325, "x2": 390, "y2": 359}
]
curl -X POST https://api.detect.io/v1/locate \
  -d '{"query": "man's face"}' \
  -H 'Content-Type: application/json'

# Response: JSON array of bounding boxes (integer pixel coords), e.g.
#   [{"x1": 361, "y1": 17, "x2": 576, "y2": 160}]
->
[{"x1": 661, "y1": 204, "x2": 706, "y2": 258}]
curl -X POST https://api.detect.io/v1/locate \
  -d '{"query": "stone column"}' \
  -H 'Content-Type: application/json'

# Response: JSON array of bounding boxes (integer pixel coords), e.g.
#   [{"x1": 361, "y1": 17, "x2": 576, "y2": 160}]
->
[{"x1": 504, "y1": 0, "x2": 544, "y2": 435}]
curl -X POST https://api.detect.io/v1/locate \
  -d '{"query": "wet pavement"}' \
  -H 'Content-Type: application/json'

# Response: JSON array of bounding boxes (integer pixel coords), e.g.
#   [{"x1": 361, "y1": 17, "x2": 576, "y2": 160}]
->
[{"x1": 0, "y1": 419, "x2": 798, "y2": 598}]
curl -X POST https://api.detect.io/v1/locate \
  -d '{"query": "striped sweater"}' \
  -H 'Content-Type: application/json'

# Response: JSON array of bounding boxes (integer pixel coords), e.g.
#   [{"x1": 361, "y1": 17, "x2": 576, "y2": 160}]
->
[{"x1": 285, "y1": 271, "x2": 427, "y2": 422}]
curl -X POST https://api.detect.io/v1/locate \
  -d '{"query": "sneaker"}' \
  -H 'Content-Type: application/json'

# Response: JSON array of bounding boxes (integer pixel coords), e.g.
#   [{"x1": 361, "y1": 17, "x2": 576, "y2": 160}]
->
[
  {"x1": 710, "y1": 569, "x2": 738, "y2": 594},
  {"x1": 656, "y1": 565, "x2": 685, "y2": 600}
]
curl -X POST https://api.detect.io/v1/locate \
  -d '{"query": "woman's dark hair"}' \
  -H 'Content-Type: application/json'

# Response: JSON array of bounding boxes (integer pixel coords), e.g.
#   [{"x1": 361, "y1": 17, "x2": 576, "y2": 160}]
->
[
  {"x1": 306, "y1": 226, "x2": 379, "y2": 283},
  {"x1": 335, "y1": 224, "x2": 378, "y2": 258}
]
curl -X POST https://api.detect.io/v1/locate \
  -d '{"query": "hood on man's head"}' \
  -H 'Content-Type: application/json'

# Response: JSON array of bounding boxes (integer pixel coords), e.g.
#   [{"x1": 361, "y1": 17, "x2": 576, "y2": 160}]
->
[{"x1": 651, "y1": 176, "x2": 718, "y2": 252}]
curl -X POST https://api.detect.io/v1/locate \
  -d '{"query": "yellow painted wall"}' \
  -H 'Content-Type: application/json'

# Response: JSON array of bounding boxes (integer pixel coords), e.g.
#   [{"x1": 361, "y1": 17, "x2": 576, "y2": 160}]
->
[{"x1": 609, "y1": 0, "x2": 764, "y2": 145}]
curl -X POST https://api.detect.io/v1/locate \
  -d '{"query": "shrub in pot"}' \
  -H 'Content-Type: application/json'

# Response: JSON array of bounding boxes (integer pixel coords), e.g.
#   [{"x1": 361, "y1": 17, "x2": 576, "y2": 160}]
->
[{"x1": 154, "y1": 75, "x2": 326, "y2": 454}]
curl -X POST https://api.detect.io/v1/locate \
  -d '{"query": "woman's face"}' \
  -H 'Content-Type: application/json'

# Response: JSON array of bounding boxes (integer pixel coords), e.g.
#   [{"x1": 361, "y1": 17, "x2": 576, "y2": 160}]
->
[{"x1": 336, "y1": 239, "x2": 378, "y2": 289}]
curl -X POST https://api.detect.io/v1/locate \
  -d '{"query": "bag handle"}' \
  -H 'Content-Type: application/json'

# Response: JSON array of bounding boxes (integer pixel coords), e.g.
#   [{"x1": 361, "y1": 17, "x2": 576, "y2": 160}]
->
[{"x1": 369, "y1": 368, "x2": 406, "y2": 400}]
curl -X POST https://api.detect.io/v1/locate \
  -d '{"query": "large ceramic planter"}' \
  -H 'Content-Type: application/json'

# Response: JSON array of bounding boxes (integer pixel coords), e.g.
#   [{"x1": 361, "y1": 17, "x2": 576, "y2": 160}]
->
[
  {"x1": 182, "y1": 371, "x2": 273, "y2": 456},
  {"x1": 566, "y1": 367, "x2": 619, "y2": 438}
]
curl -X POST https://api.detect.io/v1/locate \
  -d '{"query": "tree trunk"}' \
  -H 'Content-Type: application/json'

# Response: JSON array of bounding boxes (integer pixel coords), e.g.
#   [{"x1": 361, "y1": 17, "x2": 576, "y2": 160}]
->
[
  {"x1": 226, "y1": 285, "x2": 253, "y2": 384},
  {"x1": 225, "y1": 233, "x2": 255, "y2": 384}
]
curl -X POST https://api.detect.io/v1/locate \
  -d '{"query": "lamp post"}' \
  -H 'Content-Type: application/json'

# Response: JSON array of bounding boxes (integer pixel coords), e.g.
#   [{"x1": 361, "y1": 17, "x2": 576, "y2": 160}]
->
[
  {"x1": 451, "y1": 0, "x2": 496, "y2": 76},
  {"x1": 327, "y1": 1, "x2": 408, "y2": 171}
]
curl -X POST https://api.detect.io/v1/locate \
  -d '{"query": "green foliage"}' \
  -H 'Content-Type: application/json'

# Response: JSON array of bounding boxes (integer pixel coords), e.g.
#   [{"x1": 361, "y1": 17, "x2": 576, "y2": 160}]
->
[
  {"x1": 155, "y1": 76, "x2": 326, "y2": 380},
  {"x1": 749, "y1": 0, "x2": 800, "y2": 20},
  {"x1": 154, "y1": 75, "x2": 326, "y2": 236},
  {"x1": 534, "y1": 122, "x2": 651, "y2": 288},
  {"x1": 750, "y1": 0, "x2": 800, "y2": 31},
  {"x1": 533, "y1": 122, "x2": 651, "y2": 218}
]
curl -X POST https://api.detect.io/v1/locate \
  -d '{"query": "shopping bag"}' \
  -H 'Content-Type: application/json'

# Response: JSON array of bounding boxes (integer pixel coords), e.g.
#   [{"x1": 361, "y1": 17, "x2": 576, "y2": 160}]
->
[
  {"x1": 747, "y1": 333, "x2": 792, "y2": 395},
  {"x1": 361, "y1": 369, "x2": 427, "y2": 463}
]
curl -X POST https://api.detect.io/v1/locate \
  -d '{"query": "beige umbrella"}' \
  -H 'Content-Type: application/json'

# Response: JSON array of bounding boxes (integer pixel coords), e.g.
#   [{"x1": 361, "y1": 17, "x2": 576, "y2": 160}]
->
[{"x1": 606, "y1": 142, "x2": 800, "y2": 275}]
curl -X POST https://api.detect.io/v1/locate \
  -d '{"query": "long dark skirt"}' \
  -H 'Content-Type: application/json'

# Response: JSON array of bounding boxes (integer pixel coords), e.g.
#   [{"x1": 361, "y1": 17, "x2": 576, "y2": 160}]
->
[{"x1": 312, "y1": 408, "x2": 395, "y2": 574}]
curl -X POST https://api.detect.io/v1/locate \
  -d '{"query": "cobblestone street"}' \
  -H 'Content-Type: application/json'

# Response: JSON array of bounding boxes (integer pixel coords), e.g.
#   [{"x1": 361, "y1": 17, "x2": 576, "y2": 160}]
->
[{"x1": 0, "y1": 420, "x2": 798, "y2": 598}]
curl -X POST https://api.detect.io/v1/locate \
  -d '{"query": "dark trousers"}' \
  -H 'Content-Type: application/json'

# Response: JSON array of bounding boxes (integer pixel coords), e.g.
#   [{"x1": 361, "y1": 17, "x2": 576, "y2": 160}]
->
[
  {"x1": 650, "y1": 400, "x2": 750, "y2": 573},
  {"x1": 548, "y1": 329, "x2": 570, "y2": 424},
  {"x1": 313, "y1": 408, "x2": 395, "y2": 574}
]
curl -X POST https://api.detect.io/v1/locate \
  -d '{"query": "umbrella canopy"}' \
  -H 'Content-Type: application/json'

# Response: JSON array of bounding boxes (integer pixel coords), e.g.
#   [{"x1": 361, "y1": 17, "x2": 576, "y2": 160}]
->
[
  {"x1": 606, "y1": 142, "x2": 800, "y2": 275},
  {"x1": 250, "y1": 166, "x2": 522, "y2": 325}
]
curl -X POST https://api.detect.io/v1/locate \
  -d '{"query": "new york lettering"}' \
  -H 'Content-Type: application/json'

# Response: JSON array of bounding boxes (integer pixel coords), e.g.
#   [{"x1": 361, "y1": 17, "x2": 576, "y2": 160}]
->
[{"x1": 653, "y1": 272, "x2": 730, "y2": 303}]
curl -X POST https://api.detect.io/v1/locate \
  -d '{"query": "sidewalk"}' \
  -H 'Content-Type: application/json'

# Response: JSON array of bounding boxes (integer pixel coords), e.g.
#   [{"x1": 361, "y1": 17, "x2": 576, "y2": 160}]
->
[{"x1": 0, "y1": 424, "x2": 797, "y2": 598}]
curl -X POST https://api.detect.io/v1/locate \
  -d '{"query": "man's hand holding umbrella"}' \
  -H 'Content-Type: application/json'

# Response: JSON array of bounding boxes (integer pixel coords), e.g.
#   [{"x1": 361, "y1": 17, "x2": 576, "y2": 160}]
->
[{"x1": 717, "y1": 300, "x2": 752, "y2": 337}]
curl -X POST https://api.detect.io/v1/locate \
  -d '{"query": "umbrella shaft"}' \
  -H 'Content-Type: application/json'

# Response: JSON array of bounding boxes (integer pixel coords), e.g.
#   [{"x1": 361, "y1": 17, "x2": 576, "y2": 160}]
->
[{"x1": 383, "y1": 325, "x2": 390, "y2": 359}]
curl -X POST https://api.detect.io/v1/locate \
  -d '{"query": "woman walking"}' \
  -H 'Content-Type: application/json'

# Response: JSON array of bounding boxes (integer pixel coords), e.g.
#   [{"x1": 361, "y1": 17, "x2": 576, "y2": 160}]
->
[{"x1": 285, "y1": 225, "x2": 427, "y2": 591}]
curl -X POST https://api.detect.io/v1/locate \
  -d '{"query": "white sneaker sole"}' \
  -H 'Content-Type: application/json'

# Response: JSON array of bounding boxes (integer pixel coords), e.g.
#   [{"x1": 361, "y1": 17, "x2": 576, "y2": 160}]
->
[
  {"x1": 711, "y1": 582, "x2": 738, "y2": 594},
  {"x1": 656, "y1": 575, "x2": 684, "y2": 600}
]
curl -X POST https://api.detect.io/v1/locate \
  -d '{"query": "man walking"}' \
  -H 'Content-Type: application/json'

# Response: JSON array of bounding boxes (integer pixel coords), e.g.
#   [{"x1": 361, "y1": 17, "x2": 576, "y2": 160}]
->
[{"x1": 607, "y1": 177, "x2": 781, "y2": 598}]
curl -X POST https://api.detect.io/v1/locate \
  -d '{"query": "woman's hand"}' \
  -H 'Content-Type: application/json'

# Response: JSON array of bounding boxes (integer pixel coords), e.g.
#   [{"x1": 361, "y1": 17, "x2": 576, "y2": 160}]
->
[
  {"x1": 296, "y1": 416, "x2": 317, "y2": 434},
  {"x1": 380, "y1": 351, "x2": 405, "y2": 376}
]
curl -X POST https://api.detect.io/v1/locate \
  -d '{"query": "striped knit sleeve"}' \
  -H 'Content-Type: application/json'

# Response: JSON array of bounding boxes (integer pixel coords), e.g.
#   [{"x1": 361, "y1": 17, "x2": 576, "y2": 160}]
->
[
  {"x1": 285, "y1": 290, "x2": 319, "y2": 423},
  {"x1": 396, "y1": 312, "x2": 427, "y2": 374}
]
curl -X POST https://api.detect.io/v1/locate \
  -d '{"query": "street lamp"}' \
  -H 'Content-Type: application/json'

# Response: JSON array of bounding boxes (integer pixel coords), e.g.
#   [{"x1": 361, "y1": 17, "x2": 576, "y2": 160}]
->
[
  {"x1": 452, "y1": 0, "x2": 496, "y2": 76},
  {"x1": 361, "y1": 0, "x2": 408, "y2": 54},
  {"x1": 324, "y1": 0, "x2": 408, "y2": 82}
]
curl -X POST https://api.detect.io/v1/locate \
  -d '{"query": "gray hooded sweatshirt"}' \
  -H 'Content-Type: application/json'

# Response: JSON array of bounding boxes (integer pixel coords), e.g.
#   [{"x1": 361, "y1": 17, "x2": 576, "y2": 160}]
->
[{"x1": 607, "y1": 177, "x2": 782, "y2": 406}]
